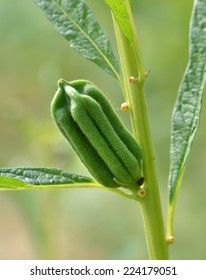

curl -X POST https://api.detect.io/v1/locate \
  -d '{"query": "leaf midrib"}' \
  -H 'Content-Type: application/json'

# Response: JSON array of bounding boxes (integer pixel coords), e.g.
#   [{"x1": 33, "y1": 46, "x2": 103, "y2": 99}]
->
[{"x1": 52, "y1": 0, "x2": 121, "y2": 82}]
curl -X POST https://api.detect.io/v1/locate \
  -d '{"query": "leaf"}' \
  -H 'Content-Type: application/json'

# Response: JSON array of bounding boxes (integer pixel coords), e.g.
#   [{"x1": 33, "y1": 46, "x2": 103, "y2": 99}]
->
[
  {"x1": 0, "y1": 167, "x2": 138, "y2": 200},
  {"x1": 0, "y1": 167, "x2": 94, "y2": 190},
  {"x1": 33, "y1": 0, "x2": 120, "y2": 79},
  {"x1": 0, "y1": 176, "x2": 27, "y2": 190},
  {"x1": 168, "y1": 0, "x2": 206, "y2": 230},
  {"x1": 104, "y1": 0, "x2": 134, "y2": 45}
]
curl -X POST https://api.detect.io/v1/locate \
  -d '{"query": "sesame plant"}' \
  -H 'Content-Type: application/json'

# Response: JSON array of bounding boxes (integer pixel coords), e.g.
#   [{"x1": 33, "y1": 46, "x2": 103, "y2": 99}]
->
[{"x1": 0, "y1": 0, "x2": 205, "y2": 260}]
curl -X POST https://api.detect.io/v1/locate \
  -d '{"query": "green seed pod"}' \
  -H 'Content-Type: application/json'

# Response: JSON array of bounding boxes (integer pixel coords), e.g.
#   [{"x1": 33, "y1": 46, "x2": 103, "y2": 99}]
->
[
  {"x1": 63, "y1": 79, "x2": 143, "y2": 168},
  {"x1": 51, "y1": 79, "x2": 143, "y2": 188}
]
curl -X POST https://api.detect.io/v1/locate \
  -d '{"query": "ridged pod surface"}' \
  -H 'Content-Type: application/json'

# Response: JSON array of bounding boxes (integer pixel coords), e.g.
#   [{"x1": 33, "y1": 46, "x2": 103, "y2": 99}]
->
[{"x1": 51, "y1": 79, "x2": 143, "y2": 188}]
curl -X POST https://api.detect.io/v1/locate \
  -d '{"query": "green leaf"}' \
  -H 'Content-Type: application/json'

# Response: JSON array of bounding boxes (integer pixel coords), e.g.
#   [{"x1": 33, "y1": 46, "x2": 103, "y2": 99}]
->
[
  {"x1": 0, "y1": 176, "x2": 27, "y2": 190},
  {"x1": 104, "y1": 0, "x2": 134, "y2": 45},
  {"x1": 0, "y1": 167, "x2": 137, "y2": 200},
  {"x1": 168, "y1": 0, "x2": 206, "y2": 233},
  {"x1": 0, "y1": 167, "x2": 94, "y2": 190},
  {"x1": 33, "y1": 0, "x2": 120, "y2": 79}
]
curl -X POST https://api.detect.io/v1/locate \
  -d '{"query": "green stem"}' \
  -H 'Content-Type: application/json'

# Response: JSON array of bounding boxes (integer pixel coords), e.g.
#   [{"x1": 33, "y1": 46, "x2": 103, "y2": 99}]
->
[{"x1": 112, "y1": 1, "x2": 168, "y2": 259}]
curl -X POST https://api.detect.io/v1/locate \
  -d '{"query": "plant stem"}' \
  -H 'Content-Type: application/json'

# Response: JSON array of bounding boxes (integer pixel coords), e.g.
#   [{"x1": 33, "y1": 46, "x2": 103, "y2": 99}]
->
[{"x1": 112, "y1": 2, "x2": 168, "y2": 259}]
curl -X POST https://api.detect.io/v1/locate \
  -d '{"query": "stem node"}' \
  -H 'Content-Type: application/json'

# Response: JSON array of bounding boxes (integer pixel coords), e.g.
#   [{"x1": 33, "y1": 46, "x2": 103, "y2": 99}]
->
[
  {"x1": 166, "y1": 235, "x2": 175, "y2": 245},
  {"x1": 128, "y1": 76, "x2": 138, "y2": 84},
  {"x1": 137, "y1": 187, "x2": 146, "y2": 198}
]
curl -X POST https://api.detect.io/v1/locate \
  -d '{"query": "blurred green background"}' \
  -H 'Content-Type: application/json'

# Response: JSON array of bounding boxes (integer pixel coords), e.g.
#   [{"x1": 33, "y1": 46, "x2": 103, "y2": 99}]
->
[{"x1": 0, "y1": 0, "x2": 206, "y2": 260}]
